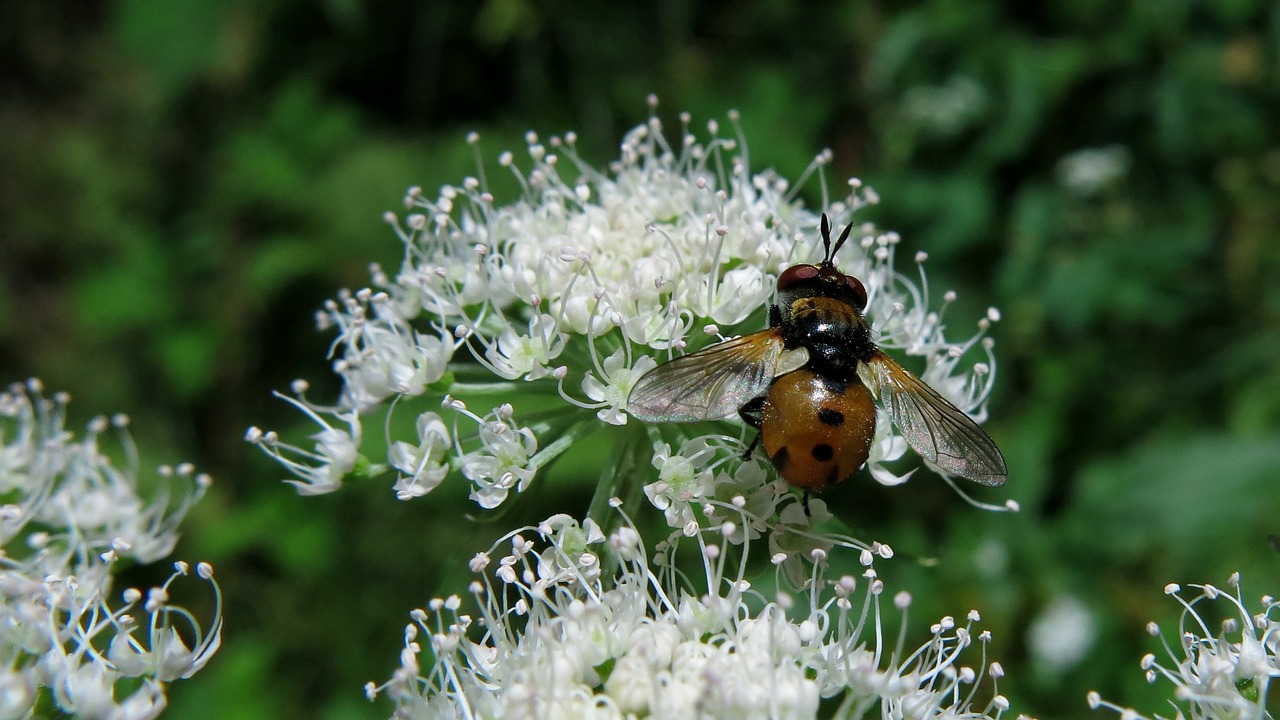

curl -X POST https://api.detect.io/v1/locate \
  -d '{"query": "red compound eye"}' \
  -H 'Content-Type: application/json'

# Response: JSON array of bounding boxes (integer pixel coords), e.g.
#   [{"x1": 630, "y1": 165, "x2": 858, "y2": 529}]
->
[
  {"x1": 844, "y1": 275, "x2": 868, "y2": 310},
  {"x1": 777, "y1": 264, "x2": 819, "y2": 289}
]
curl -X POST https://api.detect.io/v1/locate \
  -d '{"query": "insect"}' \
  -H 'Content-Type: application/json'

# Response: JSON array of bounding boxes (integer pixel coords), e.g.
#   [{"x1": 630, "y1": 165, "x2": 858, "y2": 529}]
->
[{"x1": 627, "y1": 214, "x2": 1006, "y2": 507}]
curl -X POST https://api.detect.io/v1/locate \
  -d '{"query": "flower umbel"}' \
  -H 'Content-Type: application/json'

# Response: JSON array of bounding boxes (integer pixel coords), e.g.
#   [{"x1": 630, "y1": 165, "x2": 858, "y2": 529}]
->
[
  {"x1": 370, "y1": 504, "x2": 1019, "y2": 720},
  {"x1": 0, "y1": 380, "x2": 222, "y2": 719},
  {"x1": 1088, "y1": 573, "x2": 1279, "y2": 720},
  {"x1": 250, "y1": 98, "x2": 1006, "y2": 524}
]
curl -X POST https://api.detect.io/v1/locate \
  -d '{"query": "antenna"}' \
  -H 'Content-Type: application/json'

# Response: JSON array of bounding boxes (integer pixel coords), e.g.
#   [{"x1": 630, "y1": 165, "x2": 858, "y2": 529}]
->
[
  {"x1": 819, "y1": 213, "x2": 854, "y2": 266},
  {"x1": 820, "y1": 213, "x2": 832, "y2": 261},
  {"x1": 830, "y1": 219, "x2": 853, "y2": 260}
]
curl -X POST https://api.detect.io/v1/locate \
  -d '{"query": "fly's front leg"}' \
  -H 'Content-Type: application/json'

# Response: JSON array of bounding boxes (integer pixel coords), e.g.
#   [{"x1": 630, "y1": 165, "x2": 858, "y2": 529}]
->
[
  {"x1": 768, "y1": 304, "x2": 783, "y2": 328},
  {"x1": 738, "y1": 395, "x2": 766, "y2": 461}
]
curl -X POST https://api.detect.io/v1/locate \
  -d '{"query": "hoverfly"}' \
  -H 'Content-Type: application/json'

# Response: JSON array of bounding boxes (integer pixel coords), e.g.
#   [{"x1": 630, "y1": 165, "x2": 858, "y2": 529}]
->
[{"x1": 627, "y1": 215, "x2": 1006, "y2": 504}]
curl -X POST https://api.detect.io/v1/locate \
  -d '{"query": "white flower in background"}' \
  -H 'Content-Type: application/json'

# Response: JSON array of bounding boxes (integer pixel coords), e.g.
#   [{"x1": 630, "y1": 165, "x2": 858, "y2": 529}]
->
[
  {"x1": 0, "y1": 380, "x2": 222, "y2": 720},
  {"x1": 1027, "y1": 595, "x2": 1097, "y2": 673},
  {"x1": 1088, "y1": 573, "x2": 1278, "y2": 720},
  {"x1": 901, "y1": 75, "x2": 989, "y2": 138},
  {"x1": 368, "y1": 504, "x2": 1021, "y2": 720},
  {"x1": 1056, "y1": 145, "x2": 1131, "y2": 197},
  {"x1": 250, "y1": 97, "x2": 1004, "y2": 528}
]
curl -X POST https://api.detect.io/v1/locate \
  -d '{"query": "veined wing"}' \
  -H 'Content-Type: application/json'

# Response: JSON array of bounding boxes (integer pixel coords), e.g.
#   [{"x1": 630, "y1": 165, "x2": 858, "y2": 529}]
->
[
  {"x1": 858, "y1": 351, "x2": 1007, "y2": 486},
  {"x1": 627, "y1": 330, "x2": 787, "y2": 422}
]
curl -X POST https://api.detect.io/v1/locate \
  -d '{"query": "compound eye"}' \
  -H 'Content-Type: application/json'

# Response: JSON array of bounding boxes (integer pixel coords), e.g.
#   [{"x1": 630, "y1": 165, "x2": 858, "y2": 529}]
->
[
  {"x1": 844, "y1": 275, "x2": 868, "y2": 310},
  {"x1": 777, "y1": 264, "x2": 819, "y2": 289}
]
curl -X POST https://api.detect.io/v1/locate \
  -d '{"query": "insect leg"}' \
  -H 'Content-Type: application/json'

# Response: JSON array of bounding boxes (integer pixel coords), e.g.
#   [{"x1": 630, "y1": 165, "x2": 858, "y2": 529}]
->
[
  {"x1": 738, "y1": 395, "x2": 766, "y2": 460},
  {"x1": 802, "y1": 491, "x2": 811, "y2": 517},
  {"x1": 738, "y1": 396, "x2": 765, "y2": 428}
]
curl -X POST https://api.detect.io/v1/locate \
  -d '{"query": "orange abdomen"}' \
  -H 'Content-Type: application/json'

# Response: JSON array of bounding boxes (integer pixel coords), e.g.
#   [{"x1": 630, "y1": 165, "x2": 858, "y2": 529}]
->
[{"x1": 760, "y1": 370, "x2": 876, "y2": 491}]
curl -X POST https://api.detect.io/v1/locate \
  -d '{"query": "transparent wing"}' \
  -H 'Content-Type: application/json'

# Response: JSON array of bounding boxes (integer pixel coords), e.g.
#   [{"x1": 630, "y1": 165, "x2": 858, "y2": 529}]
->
[
  {"x1": 858, "y1": 351, "x2": 1007, "y2": 486},
  {"x1": 627, "y1": 330, "x2": 787, "y2": 422}
]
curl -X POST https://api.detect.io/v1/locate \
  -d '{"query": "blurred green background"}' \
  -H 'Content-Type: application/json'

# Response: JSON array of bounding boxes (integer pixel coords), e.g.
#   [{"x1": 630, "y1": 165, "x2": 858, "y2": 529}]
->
[{"x1": 2, "y1": 0, "x2": 1279, "y2": 717}]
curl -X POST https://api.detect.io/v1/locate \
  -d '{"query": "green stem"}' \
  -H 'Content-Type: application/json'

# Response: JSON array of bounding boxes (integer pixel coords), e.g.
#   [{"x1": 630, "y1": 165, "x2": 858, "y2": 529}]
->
[
  {"x1": 585, "y1": 429, "x2": 633, "y2": 528},
  {"x1": 527, "y1": 418, "x2": 596, "y2": 471},
  {"x1": 447, "y1": 381, "x2": 529, "y2": 395},
  {"x1": 587, "y1": 424, "x2": 652, "y2": 579}
]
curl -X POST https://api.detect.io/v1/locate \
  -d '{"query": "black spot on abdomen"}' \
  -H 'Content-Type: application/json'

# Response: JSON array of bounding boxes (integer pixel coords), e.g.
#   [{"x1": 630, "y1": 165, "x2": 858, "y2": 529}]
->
[
  {"x1": 825, "y1": 464, "x2": 842, "y2": 488},
  {"x1": 817, "y1": 408, "x2": 844, "y2": 426},
  {"x1": 771, "y1": 446, "x2": 791, "y2": 470},
  {"x1": 811, "y1": 443, "x2": 834, "y2": 462}
]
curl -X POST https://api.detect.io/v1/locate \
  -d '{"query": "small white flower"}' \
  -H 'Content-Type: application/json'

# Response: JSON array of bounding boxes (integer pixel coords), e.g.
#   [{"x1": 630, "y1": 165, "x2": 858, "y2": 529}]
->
[
  {"x1": 388, "y1": 412, "x2": 451, "y2": 499},
  {"x1": 705, "y1": 458, "x2": 784, "y2": 540},
  {"x1": 865, "y1": 409, "x2": 915, "y2": 486},
  {"x1": 0, "y1": 669, "x2": 36, "y2": 720},
  {"x1": 249, "y1": 389, "x2": 365, "y2": 496},
  {"x1": 112, "y1": 681, "x2": 168, "y2": 720},
  {"x1": 56, "y1": 661, "x2": 117, "y2": 719},
  {"x1": 461, "y1": 412, "x2": 539, "y2": 509},
  {"x1": 644, "y1": 439, "x2": 718, "y2": 529},
  {"x1": 582, "y1": 350, "x2": 656, "y2": 426},
  {"x1": 689, "y1": 263, "x2": 773, "y2": 326},
  {"x1": 486, "y1": 313, "x2": 567, "y2": 381}
]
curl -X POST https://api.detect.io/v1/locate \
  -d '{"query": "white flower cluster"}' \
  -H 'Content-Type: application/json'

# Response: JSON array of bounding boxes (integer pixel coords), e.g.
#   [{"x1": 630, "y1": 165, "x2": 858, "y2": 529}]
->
[
  {"x1": 1089, "y1": 573, "x2": 1278, "y2": 720},
  {"x1": 241, "y1": 99, "x2": 1023, "y2": 718},
  {"x1": 370, "y1": 505, "x2": 1023, "y2": 720},
  {"x1": 248, "y1": 97, "x2": 1005, "y2": 523},
  {"x1": 0, "y1": 380, "x2": 222, "y2": 720}
]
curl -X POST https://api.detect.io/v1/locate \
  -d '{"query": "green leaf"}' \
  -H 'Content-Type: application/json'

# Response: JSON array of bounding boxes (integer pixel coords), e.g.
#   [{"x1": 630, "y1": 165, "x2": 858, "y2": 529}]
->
[
  {"x1": 74, "y1": 243, "x2": 172, "y2": 334},
  {"x1": 1066, "y1": 433, "x2": 1280, "y2": 561},
  {"x1": 157, "y1": 325, "x2": 217, "y2": 399},
  {"x1": 113, "y1": 0, "x2": 224, "y2": 98}
]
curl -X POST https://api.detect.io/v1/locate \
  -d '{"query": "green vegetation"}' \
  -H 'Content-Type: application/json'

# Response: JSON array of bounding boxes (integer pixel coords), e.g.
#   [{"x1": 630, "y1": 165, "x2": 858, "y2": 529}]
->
[{"x1": 2, "y1": 0, "x2": 1277, "y2": 716}]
